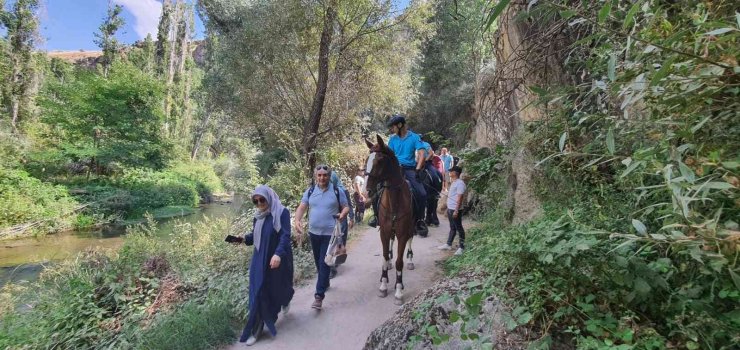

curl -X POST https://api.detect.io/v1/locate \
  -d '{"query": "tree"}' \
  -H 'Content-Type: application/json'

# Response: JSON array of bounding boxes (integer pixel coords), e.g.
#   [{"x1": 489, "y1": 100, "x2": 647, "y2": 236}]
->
[
  {"x1": 41, "y1": 62, "x2": 170, "y2": 173},
  {"x1": 156, "y1": 0, "x2": 173, "y2": 76},
  {"x1": 94, "y1": 3, "x2": 125, "y2": 77},
  {"x1": 1, "y1": 0, "x2": 39, "y2": 134},
  {"x1": 412, "y1": 0, "x2": 491, "y2": 145},
  {"x1": 199, "y1": 0, "x2": 430, "y2": 174}
]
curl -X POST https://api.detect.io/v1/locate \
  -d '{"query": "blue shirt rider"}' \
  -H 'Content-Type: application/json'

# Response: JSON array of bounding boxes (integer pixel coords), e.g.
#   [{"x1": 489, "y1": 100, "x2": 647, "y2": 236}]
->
[{"x1": 385, "y1": 114, "x2": 428, "y2": 231}]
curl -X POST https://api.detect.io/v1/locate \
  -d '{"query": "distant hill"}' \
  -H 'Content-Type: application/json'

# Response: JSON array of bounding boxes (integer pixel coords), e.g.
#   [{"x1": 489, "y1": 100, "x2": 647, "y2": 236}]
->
[
  {"x1": 46, "y1": 40, "x2": 205, "y2": 67},
  {"x1": 47, "y1": 50, "x2": 103, "y2": 66}
]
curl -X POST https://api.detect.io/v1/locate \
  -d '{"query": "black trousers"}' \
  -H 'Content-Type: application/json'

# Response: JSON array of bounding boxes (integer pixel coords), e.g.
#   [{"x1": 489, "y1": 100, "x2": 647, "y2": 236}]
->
[{"x1": 446, "y1": 209, "x2": 465, "y2": 248}]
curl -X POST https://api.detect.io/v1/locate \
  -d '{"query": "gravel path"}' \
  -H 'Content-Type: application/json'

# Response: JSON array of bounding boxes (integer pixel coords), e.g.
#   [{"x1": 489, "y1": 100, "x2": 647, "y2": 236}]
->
[{"x1": 223, "y1": 221, "x2": 463, "y2": 349}]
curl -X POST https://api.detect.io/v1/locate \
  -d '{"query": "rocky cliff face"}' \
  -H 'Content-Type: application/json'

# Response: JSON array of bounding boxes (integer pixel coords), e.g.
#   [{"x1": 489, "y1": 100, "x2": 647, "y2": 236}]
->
[{"x1": 471, "y1": 2, "x2": 575, "y2": 224}]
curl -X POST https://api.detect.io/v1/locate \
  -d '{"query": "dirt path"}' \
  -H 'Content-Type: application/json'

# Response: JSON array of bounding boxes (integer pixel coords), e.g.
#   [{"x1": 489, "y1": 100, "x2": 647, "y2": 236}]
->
[{"x1": 224, "y1": 221, "x2": 462, "y2": 349}]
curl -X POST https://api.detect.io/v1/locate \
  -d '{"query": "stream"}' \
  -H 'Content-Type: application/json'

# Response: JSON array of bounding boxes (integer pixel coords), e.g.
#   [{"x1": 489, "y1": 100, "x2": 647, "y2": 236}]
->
[{"x1": 0, "y1": 195, "x2": 245, "y2": 288}]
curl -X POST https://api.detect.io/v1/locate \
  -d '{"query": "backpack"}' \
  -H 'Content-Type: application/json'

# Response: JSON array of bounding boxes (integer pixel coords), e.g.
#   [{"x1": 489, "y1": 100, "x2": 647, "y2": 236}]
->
[{"x1": 306, "y1": 183, "x2": 342, "y2": 212}]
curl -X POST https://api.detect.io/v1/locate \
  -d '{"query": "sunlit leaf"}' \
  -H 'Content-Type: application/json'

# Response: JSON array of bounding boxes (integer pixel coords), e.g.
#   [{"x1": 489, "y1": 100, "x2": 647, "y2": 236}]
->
[
  {"x1": 598, "y1": 0, "x2": 612, "y2": 24},
  {"x1": 632, "y1": 219, "x2": 647, "y2": 235},
  {"x1": 623, "y1": 1, "x2": 641, "y2": 30},
  {"x1": 678, "y1": 162, "x2": 695, "y2": 183},
  {"x1": 721, "y1": 161, "x2": 739, "y2": 169},
  {"x1": 703, "y1": 28, "x2": 735, "y2": 36},
  {"x1": 484, "y1": 0, "x2": 512, "y2": 32},
  {"x1": 650, "y1": 60, "x2": 672, "y2": 86},
  {"x1": 729, "y1": 268, "x2": 740, "y2": 291},
  {"x1": 606, "y1": 128, "x2": 615, "y2": 155},
  {"x1": 607, "y1": 54, "x2": 616, "y2": 81},
  {"x1": 559, "y1": 132, "x2": 567, "y2": 152},
  {"x1": 620, "y1": 160, "x2": 643, "y2": 178}
]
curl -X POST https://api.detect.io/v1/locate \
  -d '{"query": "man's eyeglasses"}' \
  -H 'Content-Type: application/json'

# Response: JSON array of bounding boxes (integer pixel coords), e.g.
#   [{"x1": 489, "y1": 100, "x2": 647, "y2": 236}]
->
[
  {"x1": 315, "y1": 165, "x2": 330, "y2": 171},
  {"x1": 252, "y1": 197, "x2": 267, "y2": 205}
]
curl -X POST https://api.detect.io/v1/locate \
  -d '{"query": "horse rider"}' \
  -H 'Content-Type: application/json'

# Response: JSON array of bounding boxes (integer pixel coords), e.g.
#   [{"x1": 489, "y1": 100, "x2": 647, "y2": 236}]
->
[{"x1": 368, "y1": 114, "x2": 428, "y2": 234}]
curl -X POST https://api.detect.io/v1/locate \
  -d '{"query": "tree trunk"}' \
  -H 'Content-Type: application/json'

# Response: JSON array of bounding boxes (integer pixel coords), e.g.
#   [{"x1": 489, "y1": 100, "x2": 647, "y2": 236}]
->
[
  {"x1": 190, "y1": 111, "x2": 212, "y2": 160},
  {"x1": 10, "y1": 99, "x2": 20, "y2": 134},
  {"x1": 302, "y1": 5, "x2": 336, "y2": 175}
]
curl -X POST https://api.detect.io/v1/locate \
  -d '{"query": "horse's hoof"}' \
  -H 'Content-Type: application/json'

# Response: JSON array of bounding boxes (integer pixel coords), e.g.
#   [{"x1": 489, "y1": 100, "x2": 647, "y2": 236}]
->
[
  {"x1": 394, "y1": 298, "x2": 404, "y2": 306},
  {"x1": 407, "y1": 262, "x2": 415, "y2": 270},
  {"x1": 379, "y1": 289, "x2": 388, "y2": 298}
]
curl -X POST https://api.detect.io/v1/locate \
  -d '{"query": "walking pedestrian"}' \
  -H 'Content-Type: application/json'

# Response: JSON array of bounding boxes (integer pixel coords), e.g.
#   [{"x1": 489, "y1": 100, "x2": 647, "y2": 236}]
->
[
  {"x1": 229, "y1": 185, "x2": 294, "y2": 346},
  {"x1": 438, "y1": 166, "x2": 466, "y2": 256},
  {"x1": 293, "y1": 164, "x2": 349, "y2": 310},
  {"x1": 352, "y1": 168, "x2": 366, "y2": 223}
]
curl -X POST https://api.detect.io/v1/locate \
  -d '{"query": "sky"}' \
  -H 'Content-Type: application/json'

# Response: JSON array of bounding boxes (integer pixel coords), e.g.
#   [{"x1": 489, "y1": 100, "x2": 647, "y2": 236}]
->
[
  {"x1": 38, "y1": 0, "x2": 205, "y2": 51},
  {"x1": 34, "y1": 0, "x2": 409, "y2": 52}
]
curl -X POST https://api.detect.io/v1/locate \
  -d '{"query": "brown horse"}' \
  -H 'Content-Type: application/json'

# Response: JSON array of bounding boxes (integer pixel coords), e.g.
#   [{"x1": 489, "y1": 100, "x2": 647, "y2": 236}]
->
[{"x1": 365, "y1": 135, "x2": 415, "y2": 305}]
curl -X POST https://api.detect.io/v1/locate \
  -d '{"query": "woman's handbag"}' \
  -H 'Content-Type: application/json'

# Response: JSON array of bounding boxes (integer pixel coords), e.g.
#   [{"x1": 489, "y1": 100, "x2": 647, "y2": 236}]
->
[{"x1": 324, "y1": 220, "x2": 347, "y2": 267}]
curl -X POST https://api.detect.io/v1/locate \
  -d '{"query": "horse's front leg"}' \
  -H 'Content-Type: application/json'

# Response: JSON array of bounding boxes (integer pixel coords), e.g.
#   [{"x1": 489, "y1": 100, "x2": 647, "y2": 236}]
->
[
  {"x1": 394, "y1": 237, "x2": 408, "y2": 305},
  {"x1": 379, "y1": 234, "x2": 391, "y2": 298},
  {"x1": 406, "y1": 236, "x2": 415, "y2": 270}
]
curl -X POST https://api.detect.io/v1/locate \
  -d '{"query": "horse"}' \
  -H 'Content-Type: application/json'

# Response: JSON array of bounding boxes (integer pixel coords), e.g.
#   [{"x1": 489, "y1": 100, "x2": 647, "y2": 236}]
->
[{"x1": 364, "y1": 134, "x2": 415, "y2": 305}]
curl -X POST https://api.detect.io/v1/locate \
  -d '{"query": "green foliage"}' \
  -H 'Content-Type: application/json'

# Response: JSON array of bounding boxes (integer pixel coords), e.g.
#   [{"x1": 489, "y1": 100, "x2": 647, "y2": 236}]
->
[
  {"x1": 411, "y1": 0, "x2": 490, "y2": 145},
  {"x1": 137, "y1": 299, "x2": 236, "y2": 350},
  {"x1": 267, "y1": 160, "x2": 307, "y2": 209},
  {"x1": 210, "y1": 137, "x2": 262, "y2": 194},
  {"x1": 0, "y1": 167, "x2": 78, "y2": 230},
  {"x1": 113, "y1": 168, "x2": 200, "y2": 218},
  {"x1": 41, "y1": 61, "x2": 170, "y2": 171},
  {"x1": 458, "y1": 146, "x2": 508, "y2": 214},
  {"x1": 0, "y1": 218, "x2": 246, "y2": 349},
  {"x1": 168, "y1": 161, "x2": 225, "y2": 198},
  {"x1": 426, "y1": 1, "x2": 740, "y2": 348}
]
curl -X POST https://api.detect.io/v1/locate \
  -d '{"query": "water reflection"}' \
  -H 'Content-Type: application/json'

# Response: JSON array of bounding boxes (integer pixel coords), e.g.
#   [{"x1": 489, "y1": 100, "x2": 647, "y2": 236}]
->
[{"x1": 0, "y1": 195, "x2": 244, "y2": 287}]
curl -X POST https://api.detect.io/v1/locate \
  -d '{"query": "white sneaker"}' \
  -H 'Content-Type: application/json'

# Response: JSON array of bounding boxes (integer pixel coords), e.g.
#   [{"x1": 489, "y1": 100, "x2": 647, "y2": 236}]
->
[
  {"x1": 437, "y1": 244, "x2": 452, "y2": 250},
  {"x1": 245, "y1": 336, "x2": 258, "y2": 346},
  {"x1": 454, "y1": 248, "x2": 464, "y2": 256}
]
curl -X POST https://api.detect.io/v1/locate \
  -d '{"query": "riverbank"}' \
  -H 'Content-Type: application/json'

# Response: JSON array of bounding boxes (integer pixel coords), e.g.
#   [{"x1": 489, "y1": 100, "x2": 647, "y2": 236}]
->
[
  {"x1": 0, "y1": 196, "x2": 244, "y2": 289},
  {"x1": 0, "y1": 161, "x2": 231, "y2": 241}
]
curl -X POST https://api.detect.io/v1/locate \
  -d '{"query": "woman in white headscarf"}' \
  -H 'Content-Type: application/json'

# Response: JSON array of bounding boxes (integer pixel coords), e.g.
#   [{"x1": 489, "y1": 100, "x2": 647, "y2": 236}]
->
[{"x1": 231, "y1": 185, "x2": 294, "y2": 346}]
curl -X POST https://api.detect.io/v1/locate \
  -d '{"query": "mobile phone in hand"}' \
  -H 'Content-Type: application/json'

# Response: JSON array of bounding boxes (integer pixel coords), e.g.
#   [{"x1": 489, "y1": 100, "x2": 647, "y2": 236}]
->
[{"x1": 225, "y1": 235, "x2": 241, "y2": 243}]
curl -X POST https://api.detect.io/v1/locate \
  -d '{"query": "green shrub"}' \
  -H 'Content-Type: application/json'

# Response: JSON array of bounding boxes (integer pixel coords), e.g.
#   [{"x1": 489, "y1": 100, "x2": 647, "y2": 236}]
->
[
  {"x1": 168, "y1": 161, "x2": 225, "y2": 199},
  {"x1": 0, "y1": 167, "x2": 78, "y2": 231},
  {"x1": 137, "y1": 299, "x2": 237, "y2": 350},
  {"x1": 0, "y1": 217, "x2": 254, "y2": 349},
  {"x1": 114, "y1": 168, "x2": 200, "y2": 218}
]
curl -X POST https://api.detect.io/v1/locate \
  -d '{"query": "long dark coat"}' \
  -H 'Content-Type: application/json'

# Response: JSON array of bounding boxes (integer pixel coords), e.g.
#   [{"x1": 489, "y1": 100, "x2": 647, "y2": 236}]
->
[{"x1": 239, "y1": 208, "x2": 294, "y2": 342}]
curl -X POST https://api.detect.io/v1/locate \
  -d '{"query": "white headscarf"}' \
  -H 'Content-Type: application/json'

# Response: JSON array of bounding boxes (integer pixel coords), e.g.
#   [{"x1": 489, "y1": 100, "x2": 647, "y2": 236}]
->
[{"x1": 251, "y1": 185, "x2": 285, "y2": 251}]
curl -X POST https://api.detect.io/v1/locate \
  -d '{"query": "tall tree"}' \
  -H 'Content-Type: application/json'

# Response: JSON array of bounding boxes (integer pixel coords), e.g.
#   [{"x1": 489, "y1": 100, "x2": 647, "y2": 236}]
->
[
  {"x1": 94, "y1": 3, "x2": 125, "y2": 77},
  {"x1": 199, "y1": 0, "x2": 430, "y2": 173},
  {"x1": 155, "y1": 0, "x2": 173, "y2": 76},
  {"x1": 1, "y1": 0, "x2": 39, "y2": 134},
  {"x1": 302, "y1": 4, "x2": 336, "y2": 171}
]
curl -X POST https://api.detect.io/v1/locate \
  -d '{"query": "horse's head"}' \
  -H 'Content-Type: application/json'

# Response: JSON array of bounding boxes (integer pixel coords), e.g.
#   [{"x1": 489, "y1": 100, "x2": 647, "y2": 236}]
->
[{"x1": 364, "y1": 134, "x2": 399, "y2": 197}]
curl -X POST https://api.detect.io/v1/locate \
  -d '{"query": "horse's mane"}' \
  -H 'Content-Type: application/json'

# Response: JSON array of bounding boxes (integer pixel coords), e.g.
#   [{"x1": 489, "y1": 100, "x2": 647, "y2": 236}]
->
[{"x1": 378, "y1": 142, "x2": 403, "y2": 178}]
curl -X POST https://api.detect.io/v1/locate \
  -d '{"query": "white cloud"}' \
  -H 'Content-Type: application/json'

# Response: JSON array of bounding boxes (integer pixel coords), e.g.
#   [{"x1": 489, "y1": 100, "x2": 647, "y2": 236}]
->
[{"x1": 113, "y1": 0, "x2": 162, "y2": 40}]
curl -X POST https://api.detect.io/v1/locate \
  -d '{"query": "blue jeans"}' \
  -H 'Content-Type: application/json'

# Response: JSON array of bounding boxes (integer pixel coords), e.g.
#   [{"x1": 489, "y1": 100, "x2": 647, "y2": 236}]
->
[
  {"x1": 446, "y1": 209, "x2": 465, "y2": 248},
  {"x1": 309, "y1": 233, "x2": 332, "y2": 299},
  {"x1": 402, "y1": 168, "x2": 427, "y2": 221}
]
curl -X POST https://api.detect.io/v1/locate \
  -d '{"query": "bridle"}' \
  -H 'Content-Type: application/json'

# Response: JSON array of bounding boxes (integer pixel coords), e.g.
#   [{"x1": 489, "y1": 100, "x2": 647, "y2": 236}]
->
[{"x1": 366, "y1": 150, "x2": 412, "y2": 222}]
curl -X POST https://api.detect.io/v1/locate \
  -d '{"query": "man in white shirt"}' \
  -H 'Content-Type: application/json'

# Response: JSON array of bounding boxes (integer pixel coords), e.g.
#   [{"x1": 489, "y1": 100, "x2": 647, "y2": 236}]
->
[
  {"x1": 352, "y1": 169, "x2": 366, "y2": 223},
  {"x1": 438, "y1": 166, "x2": 466, "y2": 255}
]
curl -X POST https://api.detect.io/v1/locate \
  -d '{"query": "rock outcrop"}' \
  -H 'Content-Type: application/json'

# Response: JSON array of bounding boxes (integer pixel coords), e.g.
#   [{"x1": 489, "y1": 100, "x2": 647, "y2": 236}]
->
[{"x1": 364, "y1": 270, "x2": 527, "y2": 350}]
